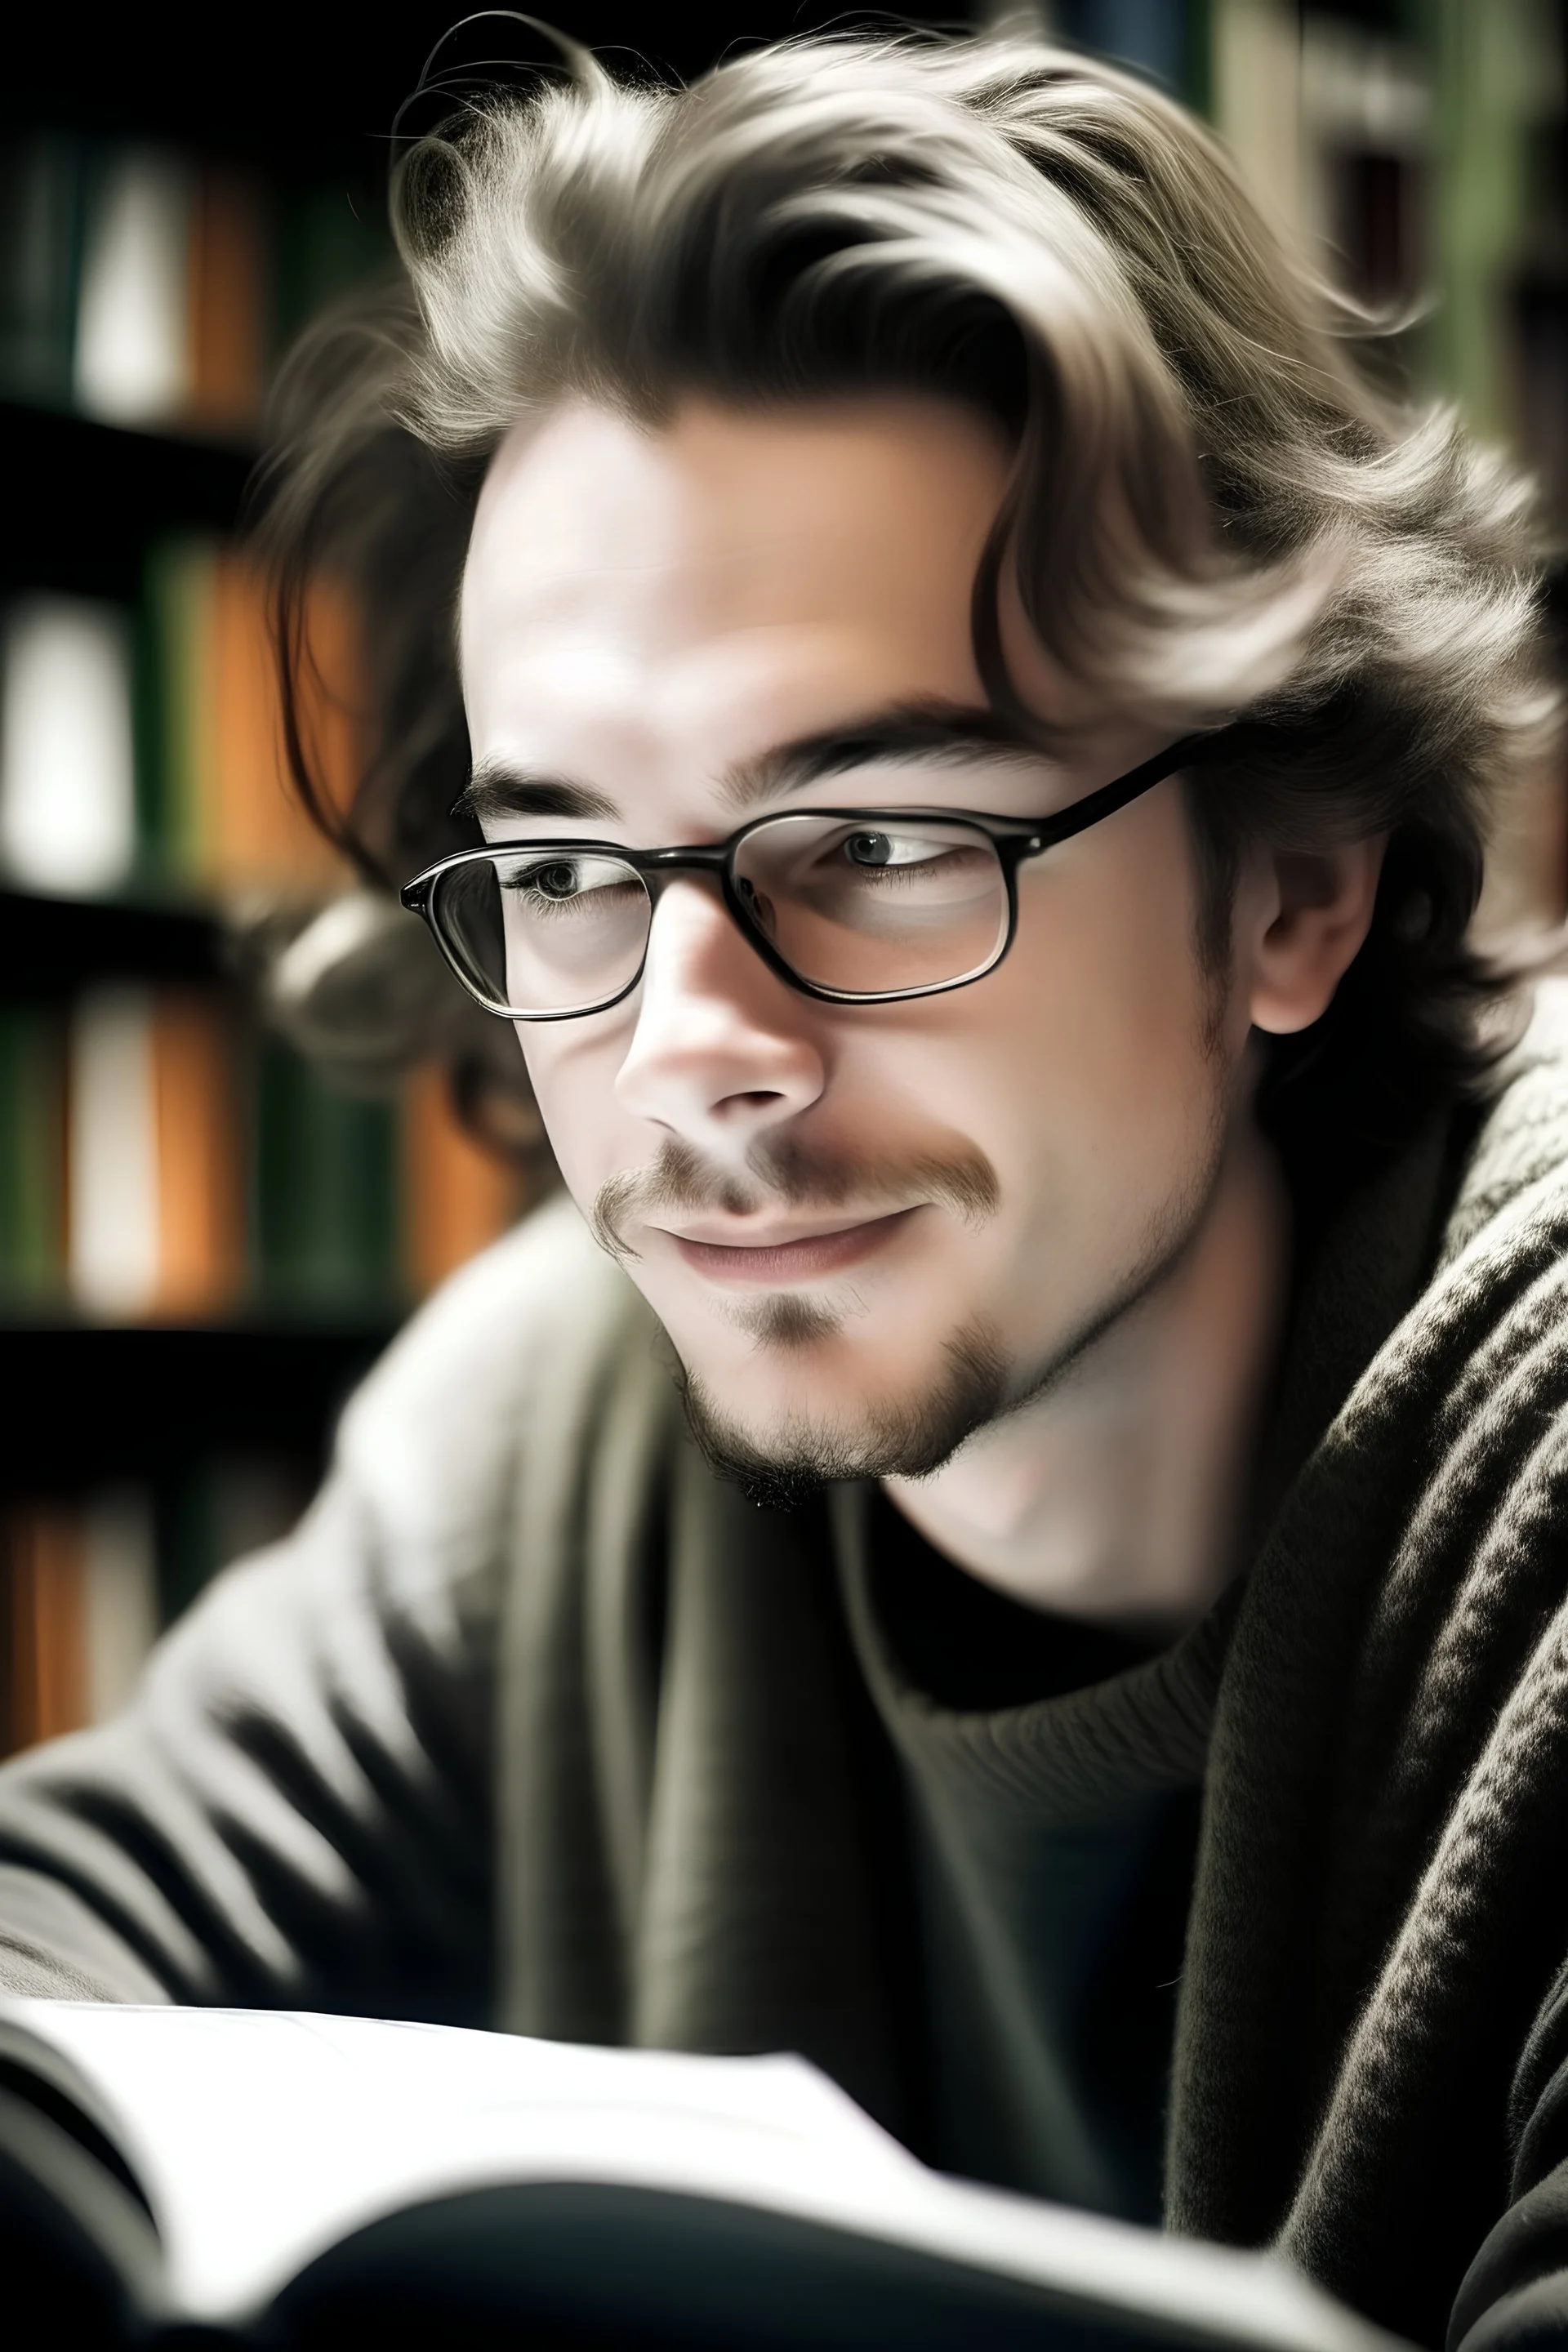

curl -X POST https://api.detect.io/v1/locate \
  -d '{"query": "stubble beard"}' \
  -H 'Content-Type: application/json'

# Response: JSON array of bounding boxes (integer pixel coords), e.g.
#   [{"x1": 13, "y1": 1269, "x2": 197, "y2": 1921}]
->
[
  {"x1": 594, "y1": 1066, "x2": 1233, "y2": 1512},
  {"x1": 594, "y1": 1125, "x2": 1012, "y2": 1507},
  {"x1": 675, "y1": 1125, "x2": 1230, "y2": 1512},
  {"x1": 675, "y1": 1315, "x2": 1012, "y2": 1512}
]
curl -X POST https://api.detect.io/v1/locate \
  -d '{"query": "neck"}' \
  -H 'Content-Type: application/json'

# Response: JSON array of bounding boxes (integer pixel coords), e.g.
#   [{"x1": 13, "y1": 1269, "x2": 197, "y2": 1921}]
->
[{"x1": 882, "y1": 1117, "x2": 1291, "y2": 1634}]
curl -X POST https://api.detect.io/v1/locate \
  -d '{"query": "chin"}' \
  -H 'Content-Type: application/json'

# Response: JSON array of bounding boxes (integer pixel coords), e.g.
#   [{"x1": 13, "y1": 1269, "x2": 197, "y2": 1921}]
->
[{"x1": 670, "y1": 1312, "x2": 1010, "y2": 1508}]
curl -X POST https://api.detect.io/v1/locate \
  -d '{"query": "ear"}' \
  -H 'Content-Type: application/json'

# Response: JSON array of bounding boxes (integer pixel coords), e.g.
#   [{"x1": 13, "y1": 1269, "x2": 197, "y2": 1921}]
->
[{"x1": 1239, "y1": 837, "x2": 1387, "y2": 1036}]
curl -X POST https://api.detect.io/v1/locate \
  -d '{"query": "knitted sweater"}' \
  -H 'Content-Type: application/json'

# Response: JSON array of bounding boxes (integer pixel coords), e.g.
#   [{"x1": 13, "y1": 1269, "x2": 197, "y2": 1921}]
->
[{"x1": 7, "y1": 987, "x2": 1568, "y2": 2350}]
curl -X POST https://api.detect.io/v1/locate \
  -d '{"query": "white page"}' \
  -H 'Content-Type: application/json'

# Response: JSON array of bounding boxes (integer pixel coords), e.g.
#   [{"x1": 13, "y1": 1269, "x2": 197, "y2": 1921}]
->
[
  {"x1": 0, "y1": 2003, "x2": 1406, "y2": 2352},
  {"x1": 68, "y1": 988, "x2": 159, "y2": 1316},
  {"x1": 82, "y1": 1488, "x2": 158, "y2": 1722},
  {"x1": 0, "y1": 596, "x2": 137, "y2": 895},
  {"x1": 74, "y1": 149, "x2": 192, "y2": 427}
]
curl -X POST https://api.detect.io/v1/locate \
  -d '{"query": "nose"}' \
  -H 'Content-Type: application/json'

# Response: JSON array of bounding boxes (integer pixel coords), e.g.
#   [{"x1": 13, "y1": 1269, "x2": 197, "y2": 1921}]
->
[{"x1": 613, "y1": 876, "x2": 826, "y2": 1148}]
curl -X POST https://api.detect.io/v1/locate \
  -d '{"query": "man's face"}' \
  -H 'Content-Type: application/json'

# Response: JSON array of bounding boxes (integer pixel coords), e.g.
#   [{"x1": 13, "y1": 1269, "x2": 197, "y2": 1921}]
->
[{"x1": 460, "y1": 396, "x2": 1238, "y2": 1493}]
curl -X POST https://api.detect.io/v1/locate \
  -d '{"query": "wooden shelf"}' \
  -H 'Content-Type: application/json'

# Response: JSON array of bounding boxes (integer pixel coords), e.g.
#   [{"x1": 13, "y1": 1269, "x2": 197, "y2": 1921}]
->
[
  {"x1": 0, "y1": 403, "x2": 255, "y2": 604},
  {"x1": 0, "y1": 887, "x2": 227, "y2": 994},
  {"x1": 0, "y1": 1316, "x2": 399, "y2": 1488}
]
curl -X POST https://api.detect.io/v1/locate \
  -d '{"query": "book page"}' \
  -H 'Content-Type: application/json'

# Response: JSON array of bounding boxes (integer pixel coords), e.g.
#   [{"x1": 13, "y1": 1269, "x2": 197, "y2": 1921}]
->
[
  {"x1": 0, "y1": 2002, "x2": 1404, "y2": 2351},
  {"x1": 0, "y1": 2003, "x2": 910, "y2": 2322}
]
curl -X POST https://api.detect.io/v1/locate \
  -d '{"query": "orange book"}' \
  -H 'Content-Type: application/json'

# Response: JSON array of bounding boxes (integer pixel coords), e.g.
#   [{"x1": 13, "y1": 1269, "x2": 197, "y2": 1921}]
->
[
  {"x1": 207, "y1": 553, "x2": 358, "y2": 893},
  {"x1": 187, "y1": 168, "x2": 267, "y2": 434},
  {"x1": 3, "y1": 1503, "x2": 86, "y2": 1752},
  {"x1": 150, "y1": 989, "x2": 246, "y2": 1318},
  {"x1": 403, "y1": 1062, "x2": 524, "y2": 1297}
]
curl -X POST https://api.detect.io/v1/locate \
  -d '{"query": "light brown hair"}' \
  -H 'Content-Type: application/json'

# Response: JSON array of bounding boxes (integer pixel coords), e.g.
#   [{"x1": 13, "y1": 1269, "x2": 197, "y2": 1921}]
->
[{"x1": 259, "y1": 24, "x2": 1558, "y2": 1197}]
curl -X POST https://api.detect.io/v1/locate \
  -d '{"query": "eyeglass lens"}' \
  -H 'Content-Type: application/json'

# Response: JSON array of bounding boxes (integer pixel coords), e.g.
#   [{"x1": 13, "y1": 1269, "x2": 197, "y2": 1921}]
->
[{"x1": 427, "y1": 813, "x2": 1011, "y2": 1016}]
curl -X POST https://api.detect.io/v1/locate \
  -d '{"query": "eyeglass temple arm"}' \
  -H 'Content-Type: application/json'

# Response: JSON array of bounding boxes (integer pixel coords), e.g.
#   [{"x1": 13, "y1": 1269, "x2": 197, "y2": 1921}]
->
[{"x1": 1019, "y1": 729, "x2": 1226, "y2": 858}]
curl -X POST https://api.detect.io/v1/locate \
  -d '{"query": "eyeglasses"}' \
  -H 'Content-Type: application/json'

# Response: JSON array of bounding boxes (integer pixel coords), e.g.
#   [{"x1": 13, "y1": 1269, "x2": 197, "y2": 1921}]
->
[{"x1": 401, "y1": 733, "x2": 1214, "y2": 1022}]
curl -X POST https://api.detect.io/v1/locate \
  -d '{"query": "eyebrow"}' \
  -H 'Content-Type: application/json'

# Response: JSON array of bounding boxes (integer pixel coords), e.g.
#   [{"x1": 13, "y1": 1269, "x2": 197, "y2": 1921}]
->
[
  {"x1": 718, "y1": 699, "x2": 1049, "y2": 813},
  {"x1": 455, "y1": 766, "x2": 619, "y2": 826},
  {"x1": 452, "y1": 698, "x2": 1049, "y2": 830}
]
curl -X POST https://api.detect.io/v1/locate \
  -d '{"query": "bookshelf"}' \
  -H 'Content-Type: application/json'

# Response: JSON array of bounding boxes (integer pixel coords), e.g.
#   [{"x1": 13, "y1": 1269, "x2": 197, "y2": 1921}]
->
[
  {"x1": 0, "y1": 58, "x2": 501, "y2": 1752},
  {"x1": 0, "y1": 0, "x2": 971, "y2": 1754},
  {"x1": 0, "y1": 884, "x2": 220, "y2": 988},
  {"x1": 1205, "y1": 0, "x2": 1568, "y2": 929},
  {"x1": 0, "y1": 403, "x2": 252, "y2": 602},
  {"x1": 2, "y1": 0, "x2": 1561, "y2": 1752},
  {"x1": 7, "y1": 1321, "x2": 395, "y2": 1486}
]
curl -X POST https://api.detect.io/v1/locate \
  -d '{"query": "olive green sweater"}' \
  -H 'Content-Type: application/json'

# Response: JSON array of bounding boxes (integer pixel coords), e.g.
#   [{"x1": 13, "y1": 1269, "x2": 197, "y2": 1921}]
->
[{"x1": 7, "y1": 988, "x2": 1568, "y2": 2350}]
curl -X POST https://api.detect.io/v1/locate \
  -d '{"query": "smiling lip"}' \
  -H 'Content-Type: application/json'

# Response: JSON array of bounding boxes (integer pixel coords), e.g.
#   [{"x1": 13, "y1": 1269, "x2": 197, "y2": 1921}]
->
[{"x1": 665, "y1": 1208, "x2": 918, "y2": 1284}]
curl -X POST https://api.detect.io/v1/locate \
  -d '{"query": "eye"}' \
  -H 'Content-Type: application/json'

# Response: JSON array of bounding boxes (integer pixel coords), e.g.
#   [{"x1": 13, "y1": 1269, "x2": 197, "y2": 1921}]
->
[
  {"x1": 842, "y1": 829, "x2": 943, "y2": 870},
  {"x1": 497, "y1": 853, "x2": 648, "y2": 939},
  {"x1": 506, "y1": 854, "x2": 634, "y2": 904}
]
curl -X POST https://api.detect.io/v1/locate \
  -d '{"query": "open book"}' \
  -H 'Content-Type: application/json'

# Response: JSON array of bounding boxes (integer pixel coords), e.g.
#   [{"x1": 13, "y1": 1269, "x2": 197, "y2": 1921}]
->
[{"x1": 0, "y1": 2001, "x2": 1410, "y2": 2350}]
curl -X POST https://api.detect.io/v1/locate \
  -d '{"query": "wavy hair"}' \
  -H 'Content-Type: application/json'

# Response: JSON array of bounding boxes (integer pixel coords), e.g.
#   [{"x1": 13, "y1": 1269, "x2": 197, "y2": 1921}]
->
[{"x1": 256, "y1": 24, "x2": 1559, "y2": 1204}]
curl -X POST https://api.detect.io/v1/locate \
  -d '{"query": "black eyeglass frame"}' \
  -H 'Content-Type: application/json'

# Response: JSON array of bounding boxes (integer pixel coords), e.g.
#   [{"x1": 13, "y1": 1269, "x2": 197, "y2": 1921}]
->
[{"x1": 401, "y1": 730, "x2": 1219, "y2": 1021}]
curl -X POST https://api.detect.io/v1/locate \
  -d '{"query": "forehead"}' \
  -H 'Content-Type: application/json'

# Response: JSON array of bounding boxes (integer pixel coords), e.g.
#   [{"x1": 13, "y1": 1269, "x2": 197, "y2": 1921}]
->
[{"x1": 459, "y1": 396, "x2": 1011, "y2": 764}]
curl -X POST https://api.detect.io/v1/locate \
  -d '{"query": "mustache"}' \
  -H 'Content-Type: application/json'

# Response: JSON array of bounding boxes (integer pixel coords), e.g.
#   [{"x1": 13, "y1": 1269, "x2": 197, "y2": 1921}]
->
[{"x1": 590, "y1": 1133, "x2": 1000, "y2": 1261}]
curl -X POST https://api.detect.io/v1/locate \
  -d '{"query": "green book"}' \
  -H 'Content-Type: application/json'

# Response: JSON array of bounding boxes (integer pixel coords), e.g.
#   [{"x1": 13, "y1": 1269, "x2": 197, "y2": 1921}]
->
[
  {"x1": 154, "y1": 1454, "x2": 310, "y2": 1628},
  {"x1": 1419, "y1": 0, "x2": 1541, "y2": 433},
  {"x1": 0, "y1": 132, "x2": 85, "y2": 407},
  {"x1": 134, "y1": 536, "x2": 218, "y2": 891},
  {"x1": 1183, "y1": 0, "x2": 1212, "y2": 118},
  {"x1": 253, "y1": 1037, "x2": 399, "y2": 1312},
  {"x1": 0, "y1": 1003, "x2": 65, "y2": 1305},
  {"x1": 270, "y1": 182, "x2": 392, "y2": 357}
]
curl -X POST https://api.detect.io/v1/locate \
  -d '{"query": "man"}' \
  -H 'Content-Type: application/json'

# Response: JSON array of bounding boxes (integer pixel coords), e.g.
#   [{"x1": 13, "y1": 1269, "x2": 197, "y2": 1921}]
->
[{"x1": 2, "y1": 26, "x2": 1564, "y2": 2350}]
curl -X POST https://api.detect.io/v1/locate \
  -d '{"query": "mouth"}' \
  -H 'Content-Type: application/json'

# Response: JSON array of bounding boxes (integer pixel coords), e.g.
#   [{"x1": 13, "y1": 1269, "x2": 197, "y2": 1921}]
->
[{"x1": 660, "y1": 1206, "x2": 920, "y2": 1285}]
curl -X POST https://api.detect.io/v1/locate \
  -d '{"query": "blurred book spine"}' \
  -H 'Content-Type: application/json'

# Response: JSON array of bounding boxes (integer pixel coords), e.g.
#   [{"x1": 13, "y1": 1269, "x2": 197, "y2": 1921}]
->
[
  {"x1": 67, "y1": 985, "x2": 161, "y2": 1316},
  {"x1": 147, "y1": 989, "x2": 247, "y2": 1316},
  {"x1": 0, "y1": 986, "x2": 520, "y2": 1321},
  {"x1": 73, "y1": 148, "x2": 195, "y2": 428},
  {"x1": 255, "y1": 1037, "x2": 399, "y2": 1311},
  {"x1": 2, "y1": 1499, "x2": 86, "y2": 1748},
  {"x1": 1200, "y1": 0, "x2": 1566, "y2": 924},
  {"x1": 0, "y1": 595, "x2": 138, "y2": 896},
  {"x1": 402, "y1": 1062, "x2": 525, "y2": 1298},
  {"x1": 0, "y1": 134, "x2": 84, "y2": 405},
  {"x1": 0, "y1": 1471, "x2": 305, "y2": 1754},
  {"x1": 0, "y1": 1003, "x2": 65, "y2": 1303},
  {"x1": 271, "y1": 183, "x2": 390, "y2": 354},
  {"x1": 0, "y1": 523, "x2": 521, "y2": 1320},
  {"x1": 136, "y1": 534, "x2": 216, "y2": 881},
  {"x1": 2, "y1": 535, "x2": 360, "y2": 901},
  {"x1": 0, "y1": 129, "x2": 386, "y2": 435},
  {"x1": 156, "y1": 1454, "x2": 310, "y2": 1628},
  {"x1": 187, "y1": 169, "x2": 269, "y2": 434},
  {"x1": 208, "y1": 555, "x2": 354, "y2": 889},
  {"x1": 79, "y1": 1487, "x2": 160, "y2": 1725},
  {"x1": 135, "y1": 538, "x2": 349, "y2": 893},
  {"x1": 1425, "y1": 0, "x2": 1552, "y2": 440},
  {"x1": 0, "y1": 115, "x2": 496, "y2": 1756}
]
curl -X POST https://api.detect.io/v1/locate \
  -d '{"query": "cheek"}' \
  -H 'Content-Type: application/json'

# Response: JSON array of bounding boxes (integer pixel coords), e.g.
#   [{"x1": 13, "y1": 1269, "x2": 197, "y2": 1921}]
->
[
  {"x1": 514, "y1": 1024, "x2": 627, "y2": 1199},
  {"x1": 982, "y1": 806, "x2": 1218, "y2": 1165}
]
